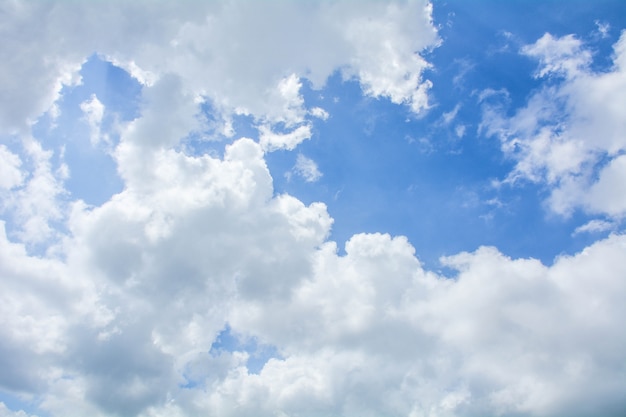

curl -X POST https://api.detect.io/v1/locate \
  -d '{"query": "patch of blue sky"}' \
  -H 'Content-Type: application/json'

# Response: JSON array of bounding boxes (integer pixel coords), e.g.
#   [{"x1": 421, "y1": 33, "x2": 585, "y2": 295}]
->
[
  {"x1": 229, "y1": 113, "x2": 259, "y2": 141},
  {"x1": 263, "y1": 1, "x2": 625, "y2": 268},
  {"x1": 79, "y1": 54, "x2": 143, "y2": 121},
  {"x1": 208, "y1": 325, "x2": 282, "y2": 376},
  {"x1": 31, "y1": 55, "x2": 142, "y2": 207},
  {"x1": 0, "y1": 391, "x2": 49, "y2": 417}
]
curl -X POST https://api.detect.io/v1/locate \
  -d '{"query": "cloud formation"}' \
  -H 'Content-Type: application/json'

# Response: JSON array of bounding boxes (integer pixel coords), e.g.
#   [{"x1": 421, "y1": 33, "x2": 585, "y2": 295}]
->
[
  {"x1": 0, "y1": 0, "x2": 437, "y2": 136},
  {"x1": 482, "y1": 31, "x2": 626, "y2": 218},
  {"x1": 291, "y1": 154, "x2": 323, "y2": 183},
  {"x1": 0, "y1": 1, "x2": 625, "y2": 417}
]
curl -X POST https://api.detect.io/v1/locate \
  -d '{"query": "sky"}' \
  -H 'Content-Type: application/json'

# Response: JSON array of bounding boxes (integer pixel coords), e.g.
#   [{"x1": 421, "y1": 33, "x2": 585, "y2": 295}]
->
[{"x1": 1, "y1": 1, "x2": 626, "y2": 416}]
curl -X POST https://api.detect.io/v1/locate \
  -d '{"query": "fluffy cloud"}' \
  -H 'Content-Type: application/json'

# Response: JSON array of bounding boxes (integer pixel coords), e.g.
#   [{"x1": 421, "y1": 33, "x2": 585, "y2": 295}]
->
[
  {"x1": 0, "y1": 135, "x2": 333, "y2": 416},
  {"x1": 222, "y1": 232, "x2": 626, "y2": 417},
  {"x1": 5, "y1": 180, "x2": 626, "y2": 416},
  {"x1": 482, "y1": 31, "x2": 626, "y2": 217},
  {"x1": 259, "y1": 124, "x2": 313, "y2": 152},
  {"x1": 80, "y1": 94, "x2": 105, "y2": 146},
  {"x1": 0, "y1": 0, "x2": 438, "y2": 138},
  {"x1": 341, "y1": 0, "x2": 437, "y2": 113},
  {"x1": 0, "y1": 137, "x2": 68, "y2": 245},
  {"x1": 1, "y1": 2, "x2": 625, "y2": 417},
  {"x1": 6, "y1": 157, "x2": 623, "y2": 417},
  {"x1": 2, "y1": 129, "x2": 626, "y2": 417},
  {"x1": 4, "y1": 74, "x2": 624, "y2": 414},
  {"x1": 0, "y1": 145, "x2": 23, "y2": 190}
]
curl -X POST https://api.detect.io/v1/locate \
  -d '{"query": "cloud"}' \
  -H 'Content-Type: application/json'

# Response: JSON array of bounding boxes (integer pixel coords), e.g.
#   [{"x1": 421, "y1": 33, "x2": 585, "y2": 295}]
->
[
  {"x1": 5, "y1": 79, "x2": 624, "y2": 414},
  {"x1": 0, "y1": 135, "x2": 333, "y2": 416},
  {"x1": 80, "y1": 94, "x2": 105, "y2": 145},
  {"x1": 1, "y1": 2, "x2": 625, "y2": 417},
  {"x1": 1, "y1": 138, "x2": 68, "y2": 245},
  {"x1": 259, "y1": 124, "x2": 313, "y2": 152},
  {"x1": 226, "y1": 233, "x2": 626, "y2": 417},
  {"x1": 583, "y1": 154, "x2": 626, "y2": 216},
  {"x1": 481, "y1": 31, "x2": 626, "y2": 217},
  {"x1": 595, "y1": 20, "x2": 611, "y2": 39},
  {"x1": 2, "y1": 125, "x2": 626, "y2": 417},
  {"x1": 0, "y1": 0, "x2": 84, "y2": 134},
  {"x1": 573, "y1": 219, "x2": 615, "y2": 235},
  {"x1": 0, "y1": 0, "x2": 438, "y2": 138},
  {"x1": 442, "y1": 104, "x2": 461, "y2": 125},
  {"x1": 309, "y1": 107, "x2": 329, "y2": 121},
  {"x1": 522, "y1": 33, "x2": 592, "y2": 78},
  {"x1": 454, "y1": 124, "x2": 466, "y2": 138},
  {"x1": 341, "y1": 1, "x2": 438, "y2": 113},
  {"x1": 0, "y1": 145, "x2": 24, "y2": 190},
  {"x1": 290, "y1": 154, "x2": 323, "y2": 183}
]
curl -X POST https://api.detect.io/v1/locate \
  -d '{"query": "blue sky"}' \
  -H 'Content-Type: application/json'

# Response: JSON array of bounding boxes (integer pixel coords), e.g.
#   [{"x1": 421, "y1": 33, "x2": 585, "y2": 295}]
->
[
  {"x1": 264, "y1": 0, "x2": 626, "y2": 266},
  {"x1": 1, "y1": 1, "x2": 626, "y2": 417}
]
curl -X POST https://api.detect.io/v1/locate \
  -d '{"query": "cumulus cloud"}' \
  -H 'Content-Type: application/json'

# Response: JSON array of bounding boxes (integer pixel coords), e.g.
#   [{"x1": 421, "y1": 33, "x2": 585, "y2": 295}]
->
[
  {"x1": 481, "y1": 31, "x2": 626, "y2": 218},
  {"x1": 341, "y1": 1, "x2": 438, "y2": 113},
  {"x1": 0, "y1": 138, "x2": 68, "y2": 245},
  {"x1": 3, "y1": 74, "x2": 622, "y2": 415},
  {"x1": 4, "y1": 161, "x2": 625, "y2": 417},
  {"x1": 1, "y1": 2, "x2": 625, "y2": 417},
  {"x1": 221, "y1": 233, "x2": 626, "y2": 417},
  {"x1": 0, "y1": 145, "x2": 24, "y2": 190},
  {"x1": 0, "y1": 0, "x2": 438, "y2": 139},
  {"x1": 7, "y1": 110, "x2": 626, "y2": 417},
  {"x1": 0, "y1": 135, "x2": 333, "y2": 416}
]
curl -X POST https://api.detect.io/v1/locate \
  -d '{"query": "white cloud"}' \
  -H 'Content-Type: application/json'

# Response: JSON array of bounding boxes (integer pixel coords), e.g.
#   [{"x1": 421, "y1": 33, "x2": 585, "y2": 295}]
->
[
  {"x1": 442, "y1": 104, "x2": 461, "y2": 125},
  {"x1": 0, "y1": 218, "x2": 87, "y2": 394},
  {"x1": 259, "y1": 125, "x2": 313, "y2": 152},
  {"x1": 522, "y1": 33, "x2": 592, "y2": 78},
  {"x1": 0, "y1": 133, "x2": 332, "y2": 416},
  {"x1": 0, "y1": 0, "x2": 438, "y2": 139},
  {"x1": 454, "y1": 124, "x2": 466, "y2": 138},
  {"x1": 225, "y1": 233, "x2": 626, "y2": 417},
  {"x1": 1, "y1": 3, "x2": 625, "y2": 417},
  {"x1": 2, "y1": 122, "x2": 626, "y2": 417},
  {"x1": 595, "y1": 20, "x2": 611, "y2": 39},
  {"x1": 584, "y1": 154, "x2": 626, "y2": 216},
  {"x1": 80, "y1": 94, "x2": 105, "y2": 145},
  {"x1": 342, "y1": 1, "x2": 438, "y2": 114},
  {"x1": 1, "y1": 138, "x2": 68, "y2": 245},
  {"x1": 0, "y1": 145, "x2": 24, "y2": 190},
  {"x1": 482, "y1": 31, "x2": 626, "y2": 217},
  {"x1": 290, "y1": 154, "x2": 323, "y2": 183},
  {"x1": 309, "y1": 107, "x2": 329, "y2": 121},
  {"x1": 573, "y1": 219, "x2": 615, "y2": 235}
]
